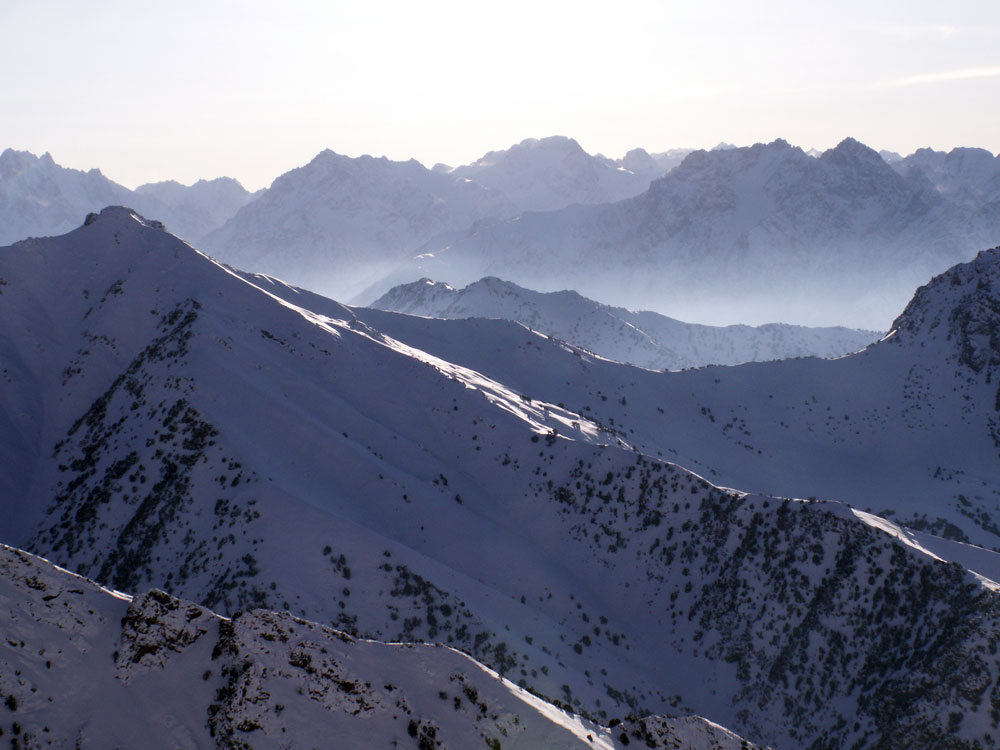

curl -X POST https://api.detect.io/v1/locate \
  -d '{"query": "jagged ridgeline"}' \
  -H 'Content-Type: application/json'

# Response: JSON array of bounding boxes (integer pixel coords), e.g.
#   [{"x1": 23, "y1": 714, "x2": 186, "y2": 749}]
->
[
  {"x1": 0, "y1": 544, "x2": 762, "y2": 749},
  {"x1": 3, "y1": 208, "x2": 1000, "y2": 748},
  {"x1": 369, "y1": 276, "x2": 880, "y2": 371},
  {"x1": 372, "y1": 139, "x2": 1000, "y2": 329},
  {"x1": 353, "y1": 247, "x2": 1000, "y2": 558}
]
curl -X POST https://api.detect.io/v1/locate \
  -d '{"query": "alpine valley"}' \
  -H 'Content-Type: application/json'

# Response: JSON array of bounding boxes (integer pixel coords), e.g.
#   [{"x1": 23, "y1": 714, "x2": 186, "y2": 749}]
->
[{"x1": 2, "y1": 202, "x2": 1000, "y2": 749}]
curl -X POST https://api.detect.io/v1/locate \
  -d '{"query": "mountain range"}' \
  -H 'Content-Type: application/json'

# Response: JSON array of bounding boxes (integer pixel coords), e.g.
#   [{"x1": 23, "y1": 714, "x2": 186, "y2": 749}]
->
[
  {"x1": 447, "y1": 136, "x2": 665, "y2": 213},
  {"x1": 390, "y1": 138, "x2": 1000, "y2": 329},
  {"x1": 371, "y1": 276, "x2": 881, "y2": 370},
  {"x1": 3, "y1": 208, "x2": 1000, "y2": 747},
  {"x1": 200, "y1": 150, "x2": 519, "y2": 303},
  {"x1": 7, "y1": 138, "x2": 1000, "y2": 331},
  {"x1": 892, "y1": 146, "x2": 1000, "y2": 210},
  {"x1": 0, "y1": 148, "x2": 259, "y2": 247},
  {"x1": 199, "y1": 136, "x2": 684, "y2": 302}
]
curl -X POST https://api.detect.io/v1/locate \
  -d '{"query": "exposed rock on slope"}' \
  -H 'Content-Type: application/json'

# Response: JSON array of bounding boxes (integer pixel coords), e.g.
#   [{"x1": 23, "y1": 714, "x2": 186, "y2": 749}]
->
[
  {"x1": 4, "y1": 211, "x2": 1000, "y2": 747},
  {"x1": 0, "y1": 544, "x2": 760, "y2": 749}
]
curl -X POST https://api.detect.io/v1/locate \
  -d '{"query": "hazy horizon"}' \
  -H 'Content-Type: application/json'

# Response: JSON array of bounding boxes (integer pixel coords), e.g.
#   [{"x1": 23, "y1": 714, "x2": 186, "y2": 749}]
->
[
  {"x1": 3, "y1": 0, "x2": 999, "y2": 191},
  {"x1": 4, "y1": 133, "x2": 997, "y2": 196}
]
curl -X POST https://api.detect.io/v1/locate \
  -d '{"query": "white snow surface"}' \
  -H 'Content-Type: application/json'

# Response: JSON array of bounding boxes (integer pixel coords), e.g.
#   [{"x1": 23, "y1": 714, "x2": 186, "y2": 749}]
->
[
  {"x1": 351, "y1": 247, "x2": 1000, "y2": 565},
  {"x1": 3, "y1": 209, "x2": 1000, "y2": 748},
  {"x1": 0, "y1": 543, "x2": 760, "y2": 749}
]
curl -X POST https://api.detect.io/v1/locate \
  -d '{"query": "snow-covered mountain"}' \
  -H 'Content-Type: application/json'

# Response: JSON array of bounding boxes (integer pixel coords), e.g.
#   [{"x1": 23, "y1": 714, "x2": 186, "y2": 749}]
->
[
  {"x1": 200, "y1": 137, "x2": 682, "y2": 304},
  {"x1": 879, "y1": 149, "x2": 904, "y2": 164},
  {"x1": 4, "y1": 209, "x2": 1000, "y2": 747},
  {"x1": 616, "y1": 147, "x2": 669, "y2": 186},
  {"x1": 0, "y1": 148, "x2": 254, "y2": 246},
  {"x1": 1, "y1": 544, "x2": 760, "y2": 750},
  {"x1": 892, "y1": 146, "x2": 1000, "y2": 209},
  {"x1": 11, "y1": 138, "x2": 1000, "y2": 332},
  {"x1": 200, "y1": 150, "x2": 517, "y2": 302},
  {"x1": 647, "y1": 147, "x2": 697, "y2": 174},
  {"x1": 389, "y1": 138, "x2": 997, "y2": 329},
  {"x1": 451, "y1": 136, "x2": 659, "y2": 213},
  {"x1": 371, "y1": 276, "x2": 880, "y2": 370},
  {"x1": 0, "y1": 148, "x2": 133, "y2": 245},
  {"x1": 355, "y1": 248, "x2": 1000, "y2": 560},
  {"x1": 131, "y1": 176, "x2": 259, "y2": 244}
]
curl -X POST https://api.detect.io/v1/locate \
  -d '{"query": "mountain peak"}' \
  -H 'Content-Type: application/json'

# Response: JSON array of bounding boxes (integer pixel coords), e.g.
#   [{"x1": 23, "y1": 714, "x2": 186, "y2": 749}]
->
[
  {"x1": 889, "y1": 246, "x2": 1000, "y2": 374},
  {"x1": 520, "y1": 135, "x2": 584, "y2": 153},
  {"x1": 81, "y1": 205, "x2": 166, "y2": 233},
  {"x1": 0, "y1": 148, "x2": 40, "y2": 176},
  {"x1": 667, "y1": 137, "x2": 801, "y2": 176},
  {"x1": 620, "y1": 147, "x2": 658, "y2": 172},
  {"x1": 417, "y1": 276, "x2": 452, "y2": 290},
  {"x1": 825, "y1": 137, "x2": 884, "y2": 163}
]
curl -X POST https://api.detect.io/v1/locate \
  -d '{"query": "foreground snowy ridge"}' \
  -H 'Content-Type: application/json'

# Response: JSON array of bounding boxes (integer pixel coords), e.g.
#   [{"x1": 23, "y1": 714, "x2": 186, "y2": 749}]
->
[
  {"x1": 0, "y1": 543, "x2": 761, "y2": 749},
  {"x1": 4, "y1": 209, "x2": 1000, "y2": 748}
]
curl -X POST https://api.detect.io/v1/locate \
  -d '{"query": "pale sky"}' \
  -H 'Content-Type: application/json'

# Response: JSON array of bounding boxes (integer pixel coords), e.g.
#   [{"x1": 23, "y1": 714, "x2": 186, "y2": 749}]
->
[{"x1": 2, "y1": 0, "x2": 998, "y2": 190}]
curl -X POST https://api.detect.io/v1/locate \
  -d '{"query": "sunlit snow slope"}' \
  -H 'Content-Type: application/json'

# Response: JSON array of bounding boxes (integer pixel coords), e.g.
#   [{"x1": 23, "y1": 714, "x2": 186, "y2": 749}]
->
[
  {"x1": 0, "y1": 544, "x2": 759, "y2": 749},
  {"x1": 3, "y1": 209, "x2": 1000, "y2": 748}
]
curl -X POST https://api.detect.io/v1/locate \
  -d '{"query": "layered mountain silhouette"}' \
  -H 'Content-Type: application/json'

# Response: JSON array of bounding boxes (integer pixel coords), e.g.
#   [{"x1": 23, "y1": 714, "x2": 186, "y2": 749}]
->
[
  {"x1": 3, "y1": 209, "x2": 1000, "y2": 747},
  {"x1": 372, "y1": 276, "x2": 879, "y2": 370},
  {"x1": 393, "y1": 138, "x2": 995, "y2": 328}
]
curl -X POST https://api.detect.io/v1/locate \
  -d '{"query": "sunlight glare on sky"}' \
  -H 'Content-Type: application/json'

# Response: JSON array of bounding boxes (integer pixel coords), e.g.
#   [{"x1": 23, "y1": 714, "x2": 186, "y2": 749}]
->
[{"x1": 2, "y1": 0, "x2": 998, "y2": 189}]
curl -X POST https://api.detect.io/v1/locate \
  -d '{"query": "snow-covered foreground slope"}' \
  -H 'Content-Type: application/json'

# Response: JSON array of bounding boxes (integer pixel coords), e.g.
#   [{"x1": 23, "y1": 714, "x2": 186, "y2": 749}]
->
[
  {"x1": 6, "y1": 210, "x2": 1000, "y2": 747},
  {"x1": 395, "y1": 138, "x2": 998, "y2": 329},
  {"x1": 0, "y1": 544, "x2": 759, "y2": 749},
  {"x1": 371, "y1": 277, "x2": 880, "y2": 370},
  {"x1": 353, "y1": 248, "x2": 1000, "y2": 561}
]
